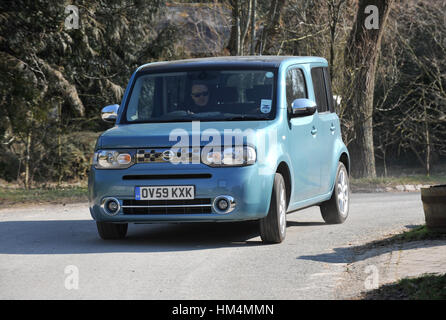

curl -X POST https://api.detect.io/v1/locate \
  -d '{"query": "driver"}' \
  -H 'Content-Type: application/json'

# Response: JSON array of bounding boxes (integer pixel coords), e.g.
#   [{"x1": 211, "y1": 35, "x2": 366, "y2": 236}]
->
[{"x1": 187, "y1": 82, "x2": 210, "y2": 113}]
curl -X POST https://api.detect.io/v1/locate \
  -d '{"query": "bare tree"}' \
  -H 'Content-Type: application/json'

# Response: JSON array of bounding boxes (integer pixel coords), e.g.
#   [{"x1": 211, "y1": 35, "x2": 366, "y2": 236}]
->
[
  {"x1": 373, "y1": 0, "x2": 446, "y2": 175},
  {"x1": 250, "y1": 0, "x2": 257, "y2": 55},
  {"x1": 259, "y1": 0, "x2": 287, "y2": 54},
  {"x1": 227, "y1": 0, "x2": 254, "y2": 55},
  {"x1": 343, "y1": 0, "x2": 394, "y2": 178},
  {"x1": 327, "y1": 0, "x2": 347, "y2": 79}
]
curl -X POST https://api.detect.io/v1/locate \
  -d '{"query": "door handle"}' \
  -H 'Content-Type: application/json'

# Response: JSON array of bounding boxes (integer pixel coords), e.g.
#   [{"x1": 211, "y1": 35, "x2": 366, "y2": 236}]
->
[
  {"x1": 311, "y1": 127, "x2": 318, "y2": 135},
  {"x1": 330, "y1": 124, "x2": 336, "y2": 133}
]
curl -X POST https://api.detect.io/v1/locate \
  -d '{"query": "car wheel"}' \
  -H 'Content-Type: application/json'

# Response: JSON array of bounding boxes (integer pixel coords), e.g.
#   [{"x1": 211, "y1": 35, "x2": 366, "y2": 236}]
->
[
  {"x1": 320, "y1": 162, "x2": 350, "y2": 224},
  {"x1": 96, "y1": 222, "x2": 128, "y2": 240},
  {"x1": 259, "y1": 173, "x2": 287, "y2": 243}
]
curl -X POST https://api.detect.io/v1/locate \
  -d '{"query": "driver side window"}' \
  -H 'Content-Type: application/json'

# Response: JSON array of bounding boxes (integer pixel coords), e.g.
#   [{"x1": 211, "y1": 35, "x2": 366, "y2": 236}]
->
[
  {"x1": 126, "y1": 76, "x2": 155, "y2": 121},
  {"x1": 286, "y1": 68, "x2": 307, "y2": 115}
]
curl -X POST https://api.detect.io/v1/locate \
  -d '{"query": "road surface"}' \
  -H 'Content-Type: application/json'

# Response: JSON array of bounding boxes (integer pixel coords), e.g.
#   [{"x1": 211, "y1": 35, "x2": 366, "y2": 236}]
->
[{"x1": 0, "y1": 192, "x2": 424, "y2": 299}]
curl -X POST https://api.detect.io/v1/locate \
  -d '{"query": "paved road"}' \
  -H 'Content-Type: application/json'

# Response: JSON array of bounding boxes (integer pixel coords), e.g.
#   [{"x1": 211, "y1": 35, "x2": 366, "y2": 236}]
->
[{"x1": 0, "y1": 193, "x2": 425, "y2": 299}]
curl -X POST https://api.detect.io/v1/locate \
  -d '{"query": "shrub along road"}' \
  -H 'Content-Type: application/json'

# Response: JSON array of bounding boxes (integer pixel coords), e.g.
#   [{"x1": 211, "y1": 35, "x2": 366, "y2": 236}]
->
[{"x1": 0, "y1": 193, "x2": 427, "y2": 299}]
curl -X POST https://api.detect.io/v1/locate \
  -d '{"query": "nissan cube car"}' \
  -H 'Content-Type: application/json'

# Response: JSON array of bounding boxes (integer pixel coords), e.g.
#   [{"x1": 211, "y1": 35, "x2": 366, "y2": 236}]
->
[{"x1": 88, "y1": 56, "x2": 350, "y2": 243}]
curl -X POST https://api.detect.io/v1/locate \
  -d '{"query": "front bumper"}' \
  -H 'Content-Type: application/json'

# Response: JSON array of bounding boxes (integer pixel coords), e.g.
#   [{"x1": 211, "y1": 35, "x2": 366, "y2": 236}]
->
[{"x1": 88, "y1": 162, "x2": 275, "y2": 223}]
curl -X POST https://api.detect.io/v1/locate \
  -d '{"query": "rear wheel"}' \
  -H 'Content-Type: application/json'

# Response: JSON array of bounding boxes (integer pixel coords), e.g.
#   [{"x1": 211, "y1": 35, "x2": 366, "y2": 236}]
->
[
  {"x1": 320, "y1": 162, "x2": 350, "y2": 224},
  {"x1": 96, "y1": 222, "x2": 128, "y2": 240},
  {"x1": 259, "y1": 173, "x2": 287, "y2": 243}
]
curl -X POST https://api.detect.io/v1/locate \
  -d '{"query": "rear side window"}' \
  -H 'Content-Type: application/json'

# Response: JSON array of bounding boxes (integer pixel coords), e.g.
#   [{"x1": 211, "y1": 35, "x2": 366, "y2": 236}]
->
[
  {"x1": 311, "y1": 67, "x2": 328, "y2": 113},
  {"x1": 286, "y1": 68, "x2": 307, "y2": 114},
  {"x1": 323, "y1": 68, "x2": 334, "y2": 112}
]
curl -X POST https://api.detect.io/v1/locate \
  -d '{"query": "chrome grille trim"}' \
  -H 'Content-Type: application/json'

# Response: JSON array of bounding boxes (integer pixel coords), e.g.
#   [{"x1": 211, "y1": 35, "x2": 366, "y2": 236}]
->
[
  {"x1": 121, "y1": 198, "x2": 212, "y2": 215},
  {"x1": 136, "y1": 147, "x2": 201, "y2": 163},
  {"x1": 121, "y1": 204, "x2": 211, "y2": 208}
]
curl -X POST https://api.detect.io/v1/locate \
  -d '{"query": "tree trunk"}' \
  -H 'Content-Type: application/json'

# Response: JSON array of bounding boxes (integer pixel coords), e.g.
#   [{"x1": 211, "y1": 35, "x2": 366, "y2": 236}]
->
[
  {"x1": 240, "y1": 0, "x2": 252, "y2": 54},
  {"x1": 250, "y1": 0, "x2": 257, "y2": 55},
  {"x1": 328, "y1": 0, "x2": 346, "y2": 79},
  {"x1": 24, "y1": 128, "x2": 32, "y2": 190},
  {"x1": 227, "y1": 0, "x2": 241, "y2": 56},
  {"x1": 344, "y1": 0, "x2": 394, "y2": 178},
  {"x1": 424, "y1": 103, "x2": 430, "y2": 176}
]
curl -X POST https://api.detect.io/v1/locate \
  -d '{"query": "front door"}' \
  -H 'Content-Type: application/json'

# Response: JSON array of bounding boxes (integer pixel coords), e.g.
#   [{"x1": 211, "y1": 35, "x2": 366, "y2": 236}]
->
[{"x1": 286, "y1": 66, "x2": 321, "y2": 202}]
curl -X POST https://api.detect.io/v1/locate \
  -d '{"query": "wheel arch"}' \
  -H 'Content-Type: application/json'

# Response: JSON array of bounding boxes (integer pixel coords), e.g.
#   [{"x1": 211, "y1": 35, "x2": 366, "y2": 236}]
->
[
  {"x1": 339, "y1": 152, "x2": 350, "y2": 176},
  {"x1": 327, "y1": 149, "x2": 350, "y2": 196},
  {"x1": 276, "y1": 161, "x2": 292, "y2": 209}
]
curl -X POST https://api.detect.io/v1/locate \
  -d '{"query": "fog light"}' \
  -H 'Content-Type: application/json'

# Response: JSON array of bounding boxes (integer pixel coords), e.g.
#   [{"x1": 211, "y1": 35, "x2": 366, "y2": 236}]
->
[
  {"x1": 213, "y1": 196, "x2": 236, "y2": 214},
  {"x1": 101, "y1": 197, "x2": 121, "y2": 216},
  {"x1": 107, "y1": 200, "x2": 119, "y2": 213},
  {"x1": 217, "y1": 199, "x2": 229, "y2": 211}
]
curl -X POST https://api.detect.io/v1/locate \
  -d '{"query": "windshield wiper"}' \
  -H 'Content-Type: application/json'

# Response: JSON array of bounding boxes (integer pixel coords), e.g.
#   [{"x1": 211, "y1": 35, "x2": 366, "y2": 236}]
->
[{"x1": 222, "y1": 115, "x2": 269, "y2": 121}]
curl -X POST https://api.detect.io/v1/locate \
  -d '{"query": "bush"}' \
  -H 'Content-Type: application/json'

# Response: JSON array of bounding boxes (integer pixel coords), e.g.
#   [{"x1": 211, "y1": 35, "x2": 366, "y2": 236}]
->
[
  {"x1": 57, "y1": 131, "x2": 100, "y2": 181},
  {"x1": 0, "y1": 130, "x2": 100, "y2": 185}
]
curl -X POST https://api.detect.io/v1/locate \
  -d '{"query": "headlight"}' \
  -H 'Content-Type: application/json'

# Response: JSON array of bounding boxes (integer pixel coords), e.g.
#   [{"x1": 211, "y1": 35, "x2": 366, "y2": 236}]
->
[
  {"x1": 93, "y1": 150, "x2": 135, "y2": 169},
  {"x1": 202, "y1": 146, "x2": 256, "y2": 167}
]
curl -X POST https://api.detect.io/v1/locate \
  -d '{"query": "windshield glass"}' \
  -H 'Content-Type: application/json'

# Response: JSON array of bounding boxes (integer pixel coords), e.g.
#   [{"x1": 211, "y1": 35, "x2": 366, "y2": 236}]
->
[{"x1": 124, "y1": 69, "x2": 276, "y2": 123}]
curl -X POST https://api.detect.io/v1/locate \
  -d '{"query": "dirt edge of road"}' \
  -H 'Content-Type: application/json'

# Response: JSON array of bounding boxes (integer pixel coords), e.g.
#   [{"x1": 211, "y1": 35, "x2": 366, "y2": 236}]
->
[
  {"x1": 335, "y1": 226, "x2": 446, "y2": 300},
  {"x1": 0, "y1": 183, "x2": 429, "y2": 209}
]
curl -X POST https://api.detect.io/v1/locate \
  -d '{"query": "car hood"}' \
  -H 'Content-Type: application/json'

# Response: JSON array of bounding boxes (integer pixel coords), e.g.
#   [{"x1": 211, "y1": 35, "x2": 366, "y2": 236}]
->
[{"x1": 98, "y1": 121, "x2": 275, "y2": 149}]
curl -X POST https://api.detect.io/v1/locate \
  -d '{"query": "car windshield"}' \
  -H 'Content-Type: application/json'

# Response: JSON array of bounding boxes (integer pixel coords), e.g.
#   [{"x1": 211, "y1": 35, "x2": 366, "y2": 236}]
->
[{"x1": 124, "y1": 69, "x2": 276, "y2": 123}]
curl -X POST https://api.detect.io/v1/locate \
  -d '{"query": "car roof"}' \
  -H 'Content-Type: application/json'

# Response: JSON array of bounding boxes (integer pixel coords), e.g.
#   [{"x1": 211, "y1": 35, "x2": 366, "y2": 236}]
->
[{"x1": 137, "y1": 56, "x2": 327, "y2": 73}]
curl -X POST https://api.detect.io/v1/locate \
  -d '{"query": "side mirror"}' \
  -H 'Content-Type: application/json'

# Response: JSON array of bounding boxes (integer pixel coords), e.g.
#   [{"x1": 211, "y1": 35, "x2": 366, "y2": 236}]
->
[
  {"x1": 290, "y1": 98, "x2": 317, "y2": 117},
  {"x1": 101, "y1": 104, "x2": 119, "y2": 123}
]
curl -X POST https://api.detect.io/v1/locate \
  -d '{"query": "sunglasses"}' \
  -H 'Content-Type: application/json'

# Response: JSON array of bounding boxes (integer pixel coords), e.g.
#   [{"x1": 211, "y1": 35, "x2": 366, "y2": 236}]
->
[{"x1": 191, "y1": 91, "x2": 209, "y2": 98}]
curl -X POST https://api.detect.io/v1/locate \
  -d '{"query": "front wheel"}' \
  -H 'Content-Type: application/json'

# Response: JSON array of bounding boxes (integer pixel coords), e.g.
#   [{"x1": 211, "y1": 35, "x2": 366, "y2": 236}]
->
[
  {"x1": 96, "y1": 222, "x2": 128, "y2": 240},
  {"x1": 320, "y1": 162, "x2": 350, "y2": 224},
  {"x1": 259, "y1": 173, "x2": 287, "y2": 243}
]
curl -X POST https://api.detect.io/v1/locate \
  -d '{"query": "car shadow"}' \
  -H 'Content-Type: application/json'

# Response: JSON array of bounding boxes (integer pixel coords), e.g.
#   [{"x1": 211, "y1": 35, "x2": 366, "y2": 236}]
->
[
  {"x1": 0, "y1": 219, "x2": 264, "y2": 255},
  {"x1": 0, "y1": 216, "x2": 334, "y2": 255},
  {"x1": 287, "y1": 221, "x2": 326, "y2": 227}
]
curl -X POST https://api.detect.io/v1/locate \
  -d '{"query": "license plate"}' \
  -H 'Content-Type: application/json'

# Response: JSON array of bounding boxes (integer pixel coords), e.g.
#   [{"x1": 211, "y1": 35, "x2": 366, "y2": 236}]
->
[{"x1": 135, "y1": 186, "x2": 195, "y2": 200}]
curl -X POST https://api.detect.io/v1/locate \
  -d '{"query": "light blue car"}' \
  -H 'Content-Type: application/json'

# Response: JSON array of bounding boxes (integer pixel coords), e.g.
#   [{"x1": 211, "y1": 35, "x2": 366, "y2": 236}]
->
[{"x1": 89, "y1": 56, "x2": 350, "y2": 243}]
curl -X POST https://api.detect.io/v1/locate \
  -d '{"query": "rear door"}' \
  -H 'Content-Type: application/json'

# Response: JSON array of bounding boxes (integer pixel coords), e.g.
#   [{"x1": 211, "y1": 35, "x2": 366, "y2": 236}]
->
[{"x1": 311, "y1": 67, "x2": 338, "y2": 194}]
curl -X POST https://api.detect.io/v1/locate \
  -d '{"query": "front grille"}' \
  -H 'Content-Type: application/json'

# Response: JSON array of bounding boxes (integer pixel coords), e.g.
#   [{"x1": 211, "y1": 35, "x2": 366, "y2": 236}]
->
[
  {"x1": 136, "y1": 148, "x2": 200, "y2": 163},
  {"x1": 122, "y1": 174, "x2": 211, "y2": 180},
  {"x1": 121, "y1": 198, "x2": 212, "y2": 215}
]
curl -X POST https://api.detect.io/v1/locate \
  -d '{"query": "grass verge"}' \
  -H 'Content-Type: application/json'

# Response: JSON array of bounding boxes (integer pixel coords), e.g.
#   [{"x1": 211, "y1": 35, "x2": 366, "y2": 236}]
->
[
  {"x1": 356, "y1": 226, "x2": 446, "y2": 300},
  {"x1": 352, "y1": 225, "x2": 446, "y2": 252},
  {"x1": 350, "y1": 174, "x2": 446, "y2": 191},
  {"x1": 363, "y1": 273, "x2": 446, "y2": 300},
  {"x1": 394, "y1": 225, "x2": 446, "y2": 242},
  {"x1": 1, "y1": 172, "x2": 445, "y2": 206},
  {"x1": 0, "y1": 186, "x2": 88, "y2": 207}
]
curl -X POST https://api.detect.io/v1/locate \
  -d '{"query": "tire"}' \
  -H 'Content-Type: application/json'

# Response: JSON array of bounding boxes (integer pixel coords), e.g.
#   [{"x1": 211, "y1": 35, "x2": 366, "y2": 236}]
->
[
  {"x1": 96, "y1": 222, "x2": 128, "y2": 240},
  {"x1": 320, "y1": 162, "x2": 350, "y2": 224},
  {"x1": 259, "y1": 173, "x2": 287, "y2": 243}
]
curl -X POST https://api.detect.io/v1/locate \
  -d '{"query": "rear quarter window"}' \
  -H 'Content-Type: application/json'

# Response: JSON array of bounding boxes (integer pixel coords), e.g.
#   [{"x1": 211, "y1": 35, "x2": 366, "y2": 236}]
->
[
  {"x1": 323, "y1": 67, "x2": 335, "y2": 113},
  {"x1": 311, "y1": 67, "x2": 329, "y2": 113}
]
